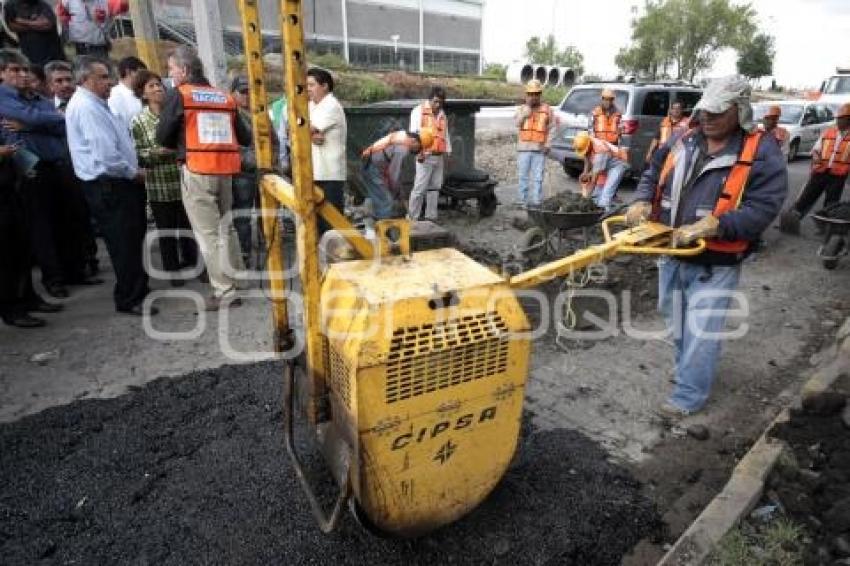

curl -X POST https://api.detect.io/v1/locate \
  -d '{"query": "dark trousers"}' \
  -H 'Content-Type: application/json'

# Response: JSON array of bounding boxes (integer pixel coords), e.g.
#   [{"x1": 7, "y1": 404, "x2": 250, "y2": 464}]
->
[
  {"x1": 60, "y1": 162, "x2": 99, "y2": 274},
  {"x1": 0, "y1": 186, "x2": 37, "y2": 317},
  {"x1": 794, "y1": 172, "x2": 847, "y2": 217},
  {"x1": 82, "y1": 178, "x2": 148, "y2": 311},
  {"x1": 149, "y1": 200, "x2": 197, "y2": 273},
  {"x1": 232, "y1": 173, "x2": 257, "y2": 259},
  {"x1": 23, "y1": 162, "x2": 87, "y2": 286},
  {"x1": 315, "y1": 180, "x2": 345, "y2": 235}
]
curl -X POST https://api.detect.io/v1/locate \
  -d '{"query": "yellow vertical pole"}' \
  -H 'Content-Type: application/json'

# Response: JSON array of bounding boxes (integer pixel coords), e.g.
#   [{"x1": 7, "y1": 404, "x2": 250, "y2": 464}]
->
[
  {"x1": 129, "y1": 1, "x2": 162, "y2": 74},
  {"x1": 238, "y1": 0, "x2": 291, "y2": 353},
  {"x1": 280, "y1": 0, "x2": 327, "y2": 421}
]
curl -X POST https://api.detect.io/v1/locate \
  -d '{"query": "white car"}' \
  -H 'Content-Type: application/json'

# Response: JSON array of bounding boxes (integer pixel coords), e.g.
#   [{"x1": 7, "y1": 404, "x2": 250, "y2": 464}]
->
[{"x1": 753, "y1": 101, "x2": 835, "y2": 161}]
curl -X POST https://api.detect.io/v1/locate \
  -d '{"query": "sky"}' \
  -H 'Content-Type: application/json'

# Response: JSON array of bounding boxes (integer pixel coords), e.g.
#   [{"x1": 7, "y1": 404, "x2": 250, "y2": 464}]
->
[{"x1": 480, "y1": 0, "x2": 850, "y2": 89}]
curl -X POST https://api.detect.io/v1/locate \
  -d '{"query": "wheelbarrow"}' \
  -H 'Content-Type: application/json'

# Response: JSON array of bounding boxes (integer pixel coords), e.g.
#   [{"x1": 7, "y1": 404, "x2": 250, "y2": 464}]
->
[
  {"x1": 518, "y1": 205, "x2": 605, "y2": 266},
  {"x1": 812, "y1": 212, "x2": 850, "y2": 270},
  {"x1": 440, "y1": 167, "x2": 499, "y2": 218}
]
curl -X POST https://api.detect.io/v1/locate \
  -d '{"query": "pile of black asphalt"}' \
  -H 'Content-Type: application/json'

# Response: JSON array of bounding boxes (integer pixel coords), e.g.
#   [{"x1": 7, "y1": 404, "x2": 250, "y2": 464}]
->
[{"x1": 0, "y1": 361, "x2": 662, "y2": 565}]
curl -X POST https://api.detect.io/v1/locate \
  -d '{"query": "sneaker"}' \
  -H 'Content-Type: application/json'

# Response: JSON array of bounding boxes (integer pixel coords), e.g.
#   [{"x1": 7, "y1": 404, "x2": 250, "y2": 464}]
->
[{"x1": 656, "y1": 401, "x2": 695, "y2": 420}]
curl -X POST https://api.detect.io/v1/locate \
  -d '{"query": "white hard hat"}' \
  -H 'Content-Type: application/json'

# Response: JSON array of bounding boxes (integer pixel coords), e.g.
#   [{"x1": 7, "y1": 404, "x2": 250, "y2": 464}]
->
[{"x1": 694, "y1": 75, "x2": 754, "y2": 131}]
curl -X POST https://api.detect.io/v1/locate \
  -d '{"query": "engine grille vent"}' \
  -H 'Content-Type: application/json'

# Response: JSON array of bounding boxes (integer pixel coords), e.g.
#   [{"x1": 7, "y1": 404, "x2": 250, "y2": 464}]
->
[{"x1": 385, "y1": 312, "x2": 509, "y2": 404}]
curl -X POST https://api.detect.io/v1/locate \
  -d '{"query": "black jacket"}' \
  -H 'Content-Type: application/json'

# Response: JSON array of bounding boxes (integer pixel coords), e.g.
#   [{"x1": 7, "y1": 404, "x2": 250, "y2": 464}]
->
[{"x1": 155, "y1": 78, "x2": 252, "y2": 162}]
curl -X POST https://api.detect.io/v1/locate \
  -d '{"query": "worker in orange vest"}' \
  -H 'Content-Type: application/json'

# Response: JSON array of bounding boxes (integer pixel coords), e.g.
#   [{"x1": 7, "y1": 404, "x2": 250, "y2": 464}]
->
[
  {"x1": 625, "y1": 76, "x2": 787, "y2": 417},
  {"x1": 408, "y1": 86, "x2": 450, "y2": 221},
  {"x1": 645, "y1": 101, "x2": 689, "y2": 164},
  {"x1": 156, "y1": 46, "x2": 252, "y2": 311},
  {"x1": 758, "y1": 105, "x2": 790, "y2": 160},
  {"x1": 361, "y1": 128, "x2": 433, "y2": 219},
  {"x1": 573, "y1": 131, "x2": 628, "y2": 211},
  {"x1": 780, "y1": 103, "x2": 850, "y2": 234},
  {"x1": 515, "y1": 79, "x2": 557, "y2": 206},
  {"x1": 590, "y1": 88, "x2": 621, "y2": 144}
]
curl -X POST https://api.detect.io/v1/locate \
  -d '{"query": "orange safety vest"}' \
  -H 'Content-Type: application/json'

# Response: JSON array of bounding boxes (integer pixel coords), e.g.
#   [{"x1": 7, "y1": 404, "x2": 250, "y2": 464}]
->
[
  {"x1": 814, "y1": 126, "x2": 850, "y2": 176},
  {"x1": 361, "y1": 131, "x2": 416, "y2": 159},
  {"x1": 653, "y1": 130, "x2": 764, "y2": 255},
  {"x1": 591, "y1": 106, "x2": 621, "y2": 144},
  {"x1": 420, "y1": 103, "x2": 448, "y2": 154},
  {"x1": 179, "y1": 84, "x2": 241, "y2": 175},
  {"x1": 659, "y1": 116, "x2": 689, "y2": 145},
  {"x1": 519, "y1": 104, "x2": 552, "y2": 143}
]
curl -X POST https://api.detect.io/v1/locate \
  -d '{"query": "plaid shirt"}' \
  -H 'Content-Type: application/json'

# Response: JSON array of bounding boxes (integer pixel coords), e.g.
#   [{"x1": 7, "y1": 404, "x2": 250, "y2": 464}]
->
[{"x1": 130, "y1": 107, "x2": 182, "y2": 202}]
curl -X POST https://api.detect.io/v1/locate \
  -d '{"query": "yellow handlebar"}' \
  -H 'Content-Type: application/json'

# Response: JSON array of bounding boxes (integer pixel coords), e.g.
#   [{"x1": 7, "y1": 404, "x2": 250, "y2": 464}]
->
[{"x1": 601, "y1": 215, "x2": 707, "y2": 257}]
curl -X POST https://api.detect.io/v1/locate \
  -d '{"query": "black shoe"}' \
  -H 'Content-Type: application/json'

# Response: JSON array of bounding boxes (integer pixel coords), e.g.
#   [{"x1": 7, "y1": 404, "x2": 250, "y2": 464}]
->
[
  {"x1": 29, "y1": 298, "x2": 64, "y2": 313},
  {"x1": 2, "y1": 313, "x2": 47, "y2": 328},
  {"x1": 44, "y1": 283, "x2": 69, "y2": 298},
  {"x1": 118, "y1": 304, "x2": 159, "y2": 316}
]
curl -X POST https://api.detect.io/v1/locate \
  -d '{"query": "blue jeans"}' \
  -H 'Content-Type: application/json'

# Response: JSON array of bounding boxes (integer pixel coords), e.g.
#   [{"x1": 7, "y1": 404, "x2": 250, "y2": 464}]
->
[
  {"x1": 591, "y1": 159, "x2": 627, "y2": 210},
  {"x1": 517, "y1": 150, "x2": 545, "y2": 205},
  {"x1": 658, "y1": 258, "x2": 742, "y2": 412},
  {"x1": 361, "y1": 162, "x2": 394, "y2": 219}
]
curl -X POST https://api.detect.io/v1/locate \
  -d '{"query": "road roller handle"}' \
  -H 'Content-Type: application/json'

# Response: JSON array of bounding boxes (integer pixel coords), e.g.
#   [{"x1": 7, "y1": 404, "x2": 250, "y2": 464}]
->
[{"x1": 508, "y1": 215, "x2": 705, "y2": 289}]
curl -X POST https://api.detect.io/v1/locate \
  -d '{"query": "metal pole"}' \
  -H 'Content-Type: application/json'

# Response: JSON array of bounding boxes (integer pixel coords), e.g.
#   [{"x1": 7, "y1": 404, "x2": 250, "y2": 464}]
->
[
  {"x1": 478, "y1": 0, "x2": 485, "y2": 75},
  {"x1": 129, "y1": 0, "x2": 161, "y2": 74},
  {"x1": 191, "y1": 0, "x2": 228, "y2": 88},
  {"x1": 418, "y1": 0, "x2": 424, "y2": 72},
  {"x1": 341, "y1": 0, "x2": 349, "y2": 64},
  {"x1": 280, "y1": 0, "x2": 328, "y2": 423}
]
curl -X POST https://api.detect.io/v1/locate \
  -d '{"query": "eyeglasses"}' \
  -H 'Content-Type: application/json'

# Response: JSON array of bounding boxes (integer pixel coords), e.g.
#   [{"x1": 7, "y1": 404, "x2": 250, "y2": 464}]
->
[
  {"x1": 602, "y1": 96, "x2": 615, "y2": 101},
  {"x1": 5, "y1": 66, "x2": 27, "y2": 74}
]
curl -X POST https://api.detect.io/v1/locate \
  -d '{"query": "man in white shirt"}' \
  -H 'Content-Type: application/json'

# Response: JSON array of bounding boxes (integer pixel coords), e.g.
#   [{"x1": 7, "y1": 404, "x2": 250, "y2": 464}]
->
[
  {"x1": 307, "y1": 67, "x2": 347, "y2": 233},
  {"x1": 108, "y1": 56, "x2": 145, "y2": 130},
  {"x1": 66, "y1": 56, "x2": 152, "y2": 316},
  {"x1": 409, "y1": 86, "x2": 451, "y2": 221}
]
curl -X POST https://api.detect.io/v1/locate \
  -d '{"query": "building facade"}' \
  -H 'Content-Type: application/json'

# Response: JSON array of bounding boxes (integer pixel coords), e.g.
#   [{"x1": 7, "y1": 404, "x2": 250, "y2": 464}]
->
[{"x1": 156, "y1": 0, "x2": 484, "y2": 75}]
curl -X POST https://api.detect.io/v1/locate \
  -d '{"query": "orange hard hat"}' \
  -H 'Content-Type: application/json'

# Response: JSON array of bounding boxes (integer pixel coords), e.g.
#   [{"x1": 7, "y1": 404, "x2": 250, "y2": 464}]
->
[
  {"x1": 418, "y1": 127, "x2": 435, "y2": 150},
  {"x1": 600, "y1": 88, "x2": 615, "y2": 100},
  {"x1": 573, "y1": 131, "x2": 591, "y2": 157},
  {"x1": 525, "y1": 79, "x2": 544, "y2": 94},
  {"x1": 837, "y1": 103, "x2": 850, "y2": 119},
  {"x1": 765, "y1": 105, "x2": 781, "y2": 118}
]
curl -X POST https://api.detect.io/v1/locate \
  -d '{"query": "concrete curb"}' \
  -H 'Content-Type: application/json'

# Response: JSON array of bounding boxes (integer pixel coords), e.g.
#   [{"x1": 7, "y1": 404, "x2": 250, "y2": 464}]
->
[{"x1": 657, "y1": 331, "x2": 850, "y2": 566}]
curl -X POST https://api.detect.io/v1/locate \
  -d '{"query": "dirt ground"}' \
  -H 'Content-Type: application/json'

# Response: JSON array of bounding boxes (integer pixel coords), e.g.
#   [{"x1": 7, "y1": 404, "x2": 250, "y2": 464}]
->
[{"x1": 1, "y1": 131, "x2": 850, "y2": 563}]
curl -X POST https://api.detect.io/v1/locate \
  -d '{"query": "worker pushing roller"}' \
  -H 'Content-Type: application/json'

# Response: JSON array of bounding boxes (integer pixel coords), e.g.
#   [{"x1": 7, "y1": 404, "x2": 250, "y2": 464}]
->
[{"x1": 236, "y1": 0, "x2": 783, "y2": 538}]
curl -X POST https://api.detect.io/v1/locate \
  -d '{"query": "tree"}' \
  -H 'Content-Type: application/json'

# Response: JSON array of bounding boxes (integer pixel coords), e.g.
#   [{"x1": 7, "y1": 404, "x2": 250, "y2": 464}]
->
[
  {"x1": 524, "y1": 34, "x2": 585, "y2": 76},
  {"x1": 616, "y1": 0, "x2": 757, "y2": 82},
  {"x1": 737, "y1": 33, "x2": 775, "y2": 82}
]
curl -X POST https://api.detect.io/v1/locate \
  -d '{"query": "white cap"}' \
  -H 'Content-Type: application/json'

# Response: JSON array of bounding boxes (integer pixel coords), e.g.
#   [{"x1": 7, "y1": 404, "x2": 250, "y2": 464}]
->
[{"x1": 693, "y1": 75, "x2": 754, "y2": 131}]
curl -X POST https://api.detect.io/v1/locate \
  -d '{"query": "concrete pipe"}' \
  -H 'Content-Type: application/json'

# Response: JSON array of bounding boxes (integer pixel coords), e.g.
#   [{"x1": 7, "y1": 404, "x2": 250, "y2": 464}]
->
[
  {"x1": 506, "y1": 62, "x2": 535, "y2": 85},
  {"x1": 534, "y1": 65, "x2": 547, "y2": 83},
  {"x1": 561, "y1": 67, "x2": 576, "y2": 86},
  {"x1": 546, "y1": 66, "x2": 561, "y2": 87}
]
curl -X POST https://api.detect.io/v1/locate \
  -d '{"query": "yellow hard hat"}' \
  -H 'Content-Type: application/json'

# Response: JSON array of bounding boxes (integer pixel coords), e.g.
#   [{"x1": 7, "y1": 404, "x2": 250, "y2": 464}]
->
[
  {"x1": 837, "y1": 103, "x2": 850, "y2": 118},
  {"x1": 418, "y1": 127, "x2": 435, "y2": 150},
  {"x1": 765, "y1": 105, "x2": 782, "y2": 118},
  {"x1": 525, "y1": 79, "x2": 544, "y2": 94},
  {"x1": 600, "y1": 88, "x2": 615, "y2": 100},
  {"x1": 573, "y1": 131, "x2": 591, "y2": 157}
]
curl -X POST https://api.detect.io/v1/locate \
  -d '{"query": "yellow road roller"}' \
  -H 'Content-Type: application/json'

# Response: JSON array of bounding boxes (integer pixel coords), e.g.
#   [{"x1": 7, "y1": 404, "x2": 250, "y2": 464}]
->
[{"x1": 237, "y1": 0, "x2": 704, "y2": 537}]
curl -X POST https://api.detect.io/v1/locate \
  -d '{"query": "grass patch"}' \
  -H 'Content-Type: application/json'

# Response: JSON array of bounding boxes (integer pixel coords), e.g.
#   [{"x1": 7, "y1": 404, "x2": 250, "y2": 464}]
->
[{"x1": 708, "y1": 518, "x2": 806, "y2": 566}]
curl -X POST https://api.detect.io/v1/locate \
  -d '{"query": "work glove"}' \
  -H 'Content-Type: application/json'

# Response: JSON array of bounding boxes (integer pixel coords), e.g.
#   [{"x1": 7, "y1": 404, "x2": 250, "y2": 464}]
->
[
  {"x1": 669, "y1": 215, "x2": 719, "y2": 248},
  {"x1": 625, "y1": 201, "x2": 652, "y2": 226}
]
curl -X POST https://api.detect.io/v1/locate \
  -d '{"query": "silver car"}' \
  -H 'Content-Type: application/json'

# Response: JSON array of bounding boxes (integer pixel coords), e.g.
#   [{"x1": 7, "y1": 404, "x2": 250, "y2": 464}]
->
[
  {"x1": 549, "y1": 82, "x2": 703, "y2": 179},
  {"x1": 753, "y1": 101, "x2": 835, "y2": 161}
]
